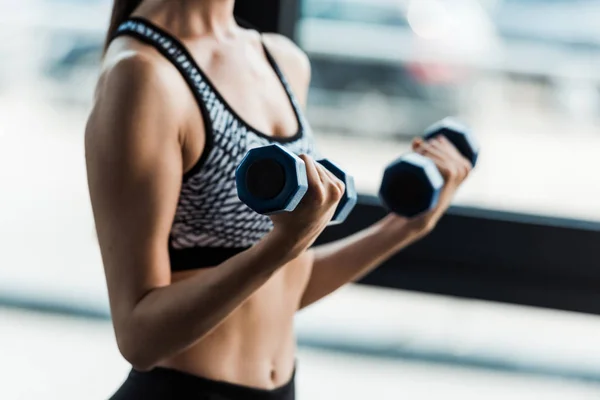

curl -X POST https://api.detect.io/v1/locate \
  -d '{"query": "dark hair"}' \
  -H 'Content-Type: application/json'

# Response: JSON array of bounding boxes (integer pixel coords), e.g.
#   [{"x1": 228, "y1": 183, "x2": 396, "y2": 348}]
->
[{"x1": 104, "y1": 0, "x2": 143, "y2": 53}]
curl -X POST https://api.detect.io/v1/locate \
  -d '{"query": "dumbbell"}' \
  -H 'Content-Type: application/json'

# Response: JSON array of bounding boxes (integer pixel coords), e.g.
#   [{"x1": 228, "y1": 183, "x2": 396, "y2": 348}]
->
[
  {"x1": 379, "y1": 118, "x2": 479, "y2": 217},
  {"x1": 236, "y1": 144, "x2": 357, "y2": 225}
]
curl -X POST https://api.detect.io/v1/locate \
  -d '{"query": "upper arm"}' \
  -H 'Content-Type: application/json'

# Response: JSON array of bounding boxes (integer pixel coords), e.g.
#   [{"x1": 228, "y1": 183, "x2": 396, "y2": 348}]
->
[
  {"x1": 85, "y1": 52, "x2": 186, "y2": 331},
  {"x1": 262, "y1": 33, "x2": 311, "y2": 109}
]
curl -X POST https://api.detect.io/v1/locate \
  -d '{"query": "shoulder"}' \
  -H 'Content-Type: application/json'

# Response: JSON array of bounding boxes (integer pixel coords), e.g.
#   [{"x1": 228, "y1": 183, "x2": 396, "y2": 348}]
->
[
  {"x1": 87, "y1": 42, "x2": 188, "y2": 146},
  {"x1": 97, "y1": 39, "x2": 183, "y2": 106},
  {"x1": 261, "y1": 33, "x2": 310, "y2": 71},
  {"x1": 261, "y1": 33, "x2": 311, "y2": 105}
]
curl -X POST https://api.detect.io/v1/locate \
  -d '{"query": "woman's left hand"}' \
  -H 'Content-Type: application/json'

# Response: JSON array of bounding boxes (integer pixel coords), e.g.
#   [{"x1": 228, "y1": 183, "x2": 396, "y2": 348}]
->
[{"x1": 400, "y1": 135, "x2": 474, "y2": 234}]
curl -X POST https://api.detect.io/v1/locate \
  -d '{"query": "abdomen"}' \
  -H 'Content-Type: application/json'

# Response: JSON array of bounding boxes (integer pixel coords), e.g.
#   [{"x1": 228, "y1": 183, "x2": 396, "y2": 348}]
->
[{"x1": 158, "y1": 251, "x2": 312, "y2": 389}]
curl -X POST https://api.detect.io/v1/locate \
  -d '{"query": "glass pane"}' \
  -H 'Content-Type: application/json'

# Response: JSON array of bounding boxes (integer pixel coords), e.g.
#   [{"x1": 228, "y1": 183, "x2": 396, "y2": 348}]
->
[
  {"x1": 0, "y1": 0, "x2": 111, "y2": 299},
  {"x1": 297, "y1": 0, "x2": 600, "y2": 221}
]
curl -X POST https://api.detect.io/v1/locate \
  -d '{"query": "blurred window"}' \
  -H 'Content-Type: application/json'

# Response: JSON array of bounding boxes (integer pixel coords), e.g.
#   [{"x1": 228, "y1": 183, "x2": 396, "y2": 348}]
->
[
  {"x1": 301, "y1": 0, "x2": 410, "y2": 27},
  {"x1": 297, "y1": 0, "x2": 600, "y2": 222}
]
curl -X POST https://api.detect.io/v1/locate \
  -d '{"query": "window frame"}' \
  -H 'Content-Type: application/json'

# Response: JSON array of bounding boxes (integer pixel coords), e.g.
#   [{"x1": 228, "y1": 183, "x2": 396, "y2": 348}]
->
[{"x1": 317, "y1": 195, "x2": 600, "y2": 315}]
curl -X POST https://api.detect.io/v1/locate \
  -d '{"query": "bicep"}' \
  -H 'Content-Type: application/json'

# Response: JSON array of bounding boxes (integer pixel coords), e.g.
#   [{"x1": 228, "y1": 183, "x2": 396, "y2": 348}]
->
[{"x1": 85, "y1": 57, "x2": 185, "y2": 326}]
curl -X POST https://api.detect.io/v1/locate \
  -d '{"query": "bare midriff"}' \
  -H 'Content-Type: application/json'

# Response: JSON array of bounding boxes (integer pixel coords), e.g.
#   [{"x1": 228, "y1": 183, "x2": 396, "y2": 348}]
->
[{"x1": 157, "y1": 251, "x2": 313, "y2": 390}]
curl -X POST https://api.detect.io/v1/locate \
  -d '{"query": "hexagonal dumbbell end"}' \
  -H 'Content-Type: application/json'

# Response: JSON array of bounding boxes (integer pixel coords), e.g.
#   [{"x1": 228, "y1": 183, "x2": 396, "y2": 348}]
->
[
  {"x1": 379, "y1": 153, "x2": 444, "y2": 217},
  {"x1": 317, "y1": 159, "x2": 358, "y2": 225},
  {"x1": 236, "y1": 144, "x2": 308, "y2": 215},
  {"x1": 424, "y1": 117, "x2": 480, "y2": 167}
]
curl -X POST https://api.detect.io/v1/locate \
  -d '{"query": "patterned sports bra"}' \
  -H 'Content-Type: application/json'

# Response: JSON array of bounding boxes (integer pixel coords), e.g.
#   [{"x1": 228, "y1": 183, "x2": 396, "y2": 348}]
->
[{"x1": 113, "y1": 18, "x2": 319, "y2": 270}]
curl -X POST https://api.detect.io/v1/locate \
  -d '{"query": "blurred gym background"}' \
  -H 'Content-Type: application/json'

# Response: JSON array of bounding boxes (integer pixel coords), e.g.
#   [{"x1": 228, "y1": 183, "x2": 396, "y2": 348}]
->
[{"x1": 2, "y1": 0, "x2": 600, "y2": 398}]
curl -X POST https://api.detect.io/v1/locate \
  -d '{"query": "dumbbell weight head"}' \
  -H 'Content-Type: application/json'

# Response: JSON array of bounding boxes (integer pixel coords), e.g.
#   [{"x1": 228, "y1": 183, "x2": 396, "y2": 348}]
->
[
  {"x1": 236, "y1": 144, "x2": 308, "y2": 215},
  {"x1": 317, "y1": 159, "x2": 358, "y2": 225},
  {"x1": 423, "y1": 117, "x2": 479, "y2": 167},
  {"x1": 379, "y1": 153, "x2": 444, "y2": 217}
]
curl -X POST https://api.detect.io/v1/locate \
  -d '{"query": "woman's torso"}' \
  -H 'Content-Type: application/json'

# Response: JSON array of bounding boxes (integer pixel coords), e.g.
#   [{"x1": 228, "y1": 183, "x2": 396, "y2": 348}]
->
[
  {"x1": 104, "y1": 16, "x2": 317, "y2": 389},
  {"x1": 164, "y1": 254, "x2": 312, "y2": 388}
]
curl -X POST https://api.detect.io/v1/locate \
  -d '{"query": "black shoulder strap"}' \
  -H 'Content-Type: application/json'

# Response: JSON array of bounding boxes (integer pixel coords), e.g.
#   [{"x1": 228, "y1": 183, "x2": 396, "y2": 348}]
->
[
  {"x1": 112, "y1": 18, "x2": 218, "y2": 182},
  {"x1": 259, "y1": 39, "x2": 305, "y2": 121},
  {"x1": 112, "y1": 17, "x2": 307, "y2": 135},
  {"x1": 237, "y1": 15, "x2": 305, "y2": 120},
  {"x1": 112, "y1": 18, "x2": 218, "y2": 110}
]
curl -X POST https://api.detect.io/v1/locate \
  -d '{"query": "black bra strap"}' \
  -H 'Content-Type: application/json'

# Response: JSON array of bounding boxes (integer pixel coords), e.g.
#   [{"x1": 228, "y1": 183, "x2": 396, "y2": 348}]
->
[
  {"x1": 114, "y1": 17, "x2": 305, "y2": 121},
  {"x1": 259, "y1": 40, "x2": 305, "y2": 122},
  {"x1": 112, "y1": 17, "x2": 214, "y2": 103},
  {"x1": 112, "y1": 17, "x2": 306, "y2": 142},
  {"x1": 112, "y1": 17, "x2": 216, "y2": 181}
]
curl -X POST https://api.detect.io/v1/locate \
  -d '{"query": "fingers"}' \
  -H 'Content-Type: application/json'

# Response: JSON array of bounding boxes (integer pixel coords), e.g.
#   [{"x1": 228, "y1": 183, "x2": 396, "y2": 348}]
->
[
  {"x1": 415, "y1": 135, "x2": 468, "y2": 164},
  {"x1": 299, "y1": 154, "x2": 324, "y2": 196},
  {"x1": 298, "y1": 154, "x2": 343, "y2": 205},
  {"x1": 414, "y1": 136, "x2": 472, "y2": 183},
  {"x1": 318, "y1": 162, "x2": 346, "y2": 195},
  {"x1": 316, "y1": 162, "x2": 344, "y2": 201},
  {"x1": 313, "y1": 161, "x2": 330, "y2": 185},
  {"x1": 431, "y1": 136, "x2": 471, "y2": 167},
  {"x1": 414, "y1": 138, "x2": 446, "y2": 163},
  {"x1": 431, "y1": 136, "x2": 472, "y2": 179},
  {"x1": 412, "y1": 137, "x2": 424, "y2": 150}
]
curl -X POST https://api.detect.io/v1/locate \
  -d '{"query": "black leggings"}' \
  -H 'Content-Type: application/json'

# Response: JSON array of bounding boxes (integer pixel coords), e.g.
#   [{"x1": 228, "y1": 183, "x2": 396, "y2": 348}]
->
[{"x1": 109, "y1": 367, "x2": 296, "y2": 400}]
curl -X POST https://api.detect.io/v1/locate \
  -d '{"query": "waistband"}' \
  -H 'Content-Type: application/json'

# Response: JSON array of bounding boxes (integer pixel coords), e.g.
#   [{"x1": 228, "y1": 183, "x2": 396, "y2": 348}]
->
[{"x1": 128, "y1": 366, "x2": 296, "y2": 400}]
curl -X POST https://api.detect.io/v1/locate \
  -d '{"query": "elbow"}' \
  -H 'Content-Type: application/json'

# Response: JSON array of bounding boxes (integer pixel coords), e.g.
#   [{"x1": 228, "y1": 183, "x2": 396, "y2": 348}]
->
[{"x1": 116, "y1": 330, "x2": 158, "y2": 372}]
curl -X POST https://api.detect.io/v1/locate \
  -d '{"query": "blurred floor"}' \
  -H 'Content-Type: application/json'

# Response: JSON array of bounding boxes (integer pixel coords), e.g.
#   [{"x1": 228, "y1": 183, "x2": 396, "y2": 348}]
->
[{"x1": 3, "y1": 306, "x2": 600, "y2": 400}]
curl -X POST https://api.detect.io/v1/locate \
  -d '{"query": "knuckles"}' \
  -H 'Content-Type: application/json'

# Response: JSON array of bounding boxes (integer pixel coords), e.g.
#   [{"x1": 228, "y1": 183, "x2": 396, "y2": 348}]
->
[
  {"x1": 333, "y1": 178, "x2": 345, "y2": 194},
  {"x1": 329, "y1": 182, "x2": 344, "y2": 200},
  {"x1": 441, "y1": 160, "x2": 471, "y2": 183},
  {"x1": 441, "y1": 164, "x2": 459, "y2": 181},
  {"x1": 308, "y1": 185, "x2": 326, "y2": 205},
  {"x1": 307, "y1": 180, "x2": 343, "y2": 208}
]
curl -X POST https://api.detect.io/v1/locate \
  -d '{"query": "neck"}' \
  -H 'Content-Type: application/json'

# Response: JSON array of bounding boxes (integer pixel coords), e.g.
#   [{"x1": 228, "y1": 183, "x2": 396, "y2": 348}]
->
[{"x1": 138, "y1": 0, "x2": 238, "y2": 39}]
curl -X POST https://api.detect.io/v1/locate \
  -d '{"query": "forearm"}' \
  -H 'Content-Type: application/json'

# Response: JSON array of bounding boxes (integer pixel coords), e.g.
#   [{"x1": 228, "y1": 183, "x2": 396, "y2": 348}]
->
[
  {"x1": 301, "y1": 215, "x2": 427, "y2": 308},
  {"x1": 120, "y1": 231, "x2": 295, "y2": 370}
]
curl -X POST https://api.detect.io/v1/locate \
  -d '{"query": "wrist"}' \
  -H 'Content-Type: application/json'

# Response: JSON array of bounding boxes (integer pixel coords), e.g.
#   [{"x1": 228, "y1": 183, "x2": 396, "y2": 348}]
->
[
  {"x1": 256, "y1": 228, "x2": 304, "y2": 265},
  {"x1": 379, "y1": 213, "x2": 433, "y2": 242}
]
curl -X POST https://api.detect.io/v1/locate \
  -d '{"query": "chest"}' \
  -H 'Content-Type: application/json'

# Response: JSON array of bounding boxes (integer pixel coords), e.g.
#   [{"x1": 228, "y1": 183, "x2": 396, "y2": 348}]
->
[
  {"x1": 187, "y1": 40, "x2": 299, "y2": 138},
  {"x1": 169, "y1": 34, "x2": 318, "y2": 254}
]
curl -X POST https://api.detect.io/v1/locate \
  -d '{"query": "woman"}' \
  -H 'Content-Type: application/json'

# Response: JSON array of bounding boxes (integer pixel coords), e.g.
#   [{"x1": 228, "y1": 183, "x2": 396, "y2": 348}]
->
[{"x1": 85, "y1": 0, "x2": 472, "y2": 398}]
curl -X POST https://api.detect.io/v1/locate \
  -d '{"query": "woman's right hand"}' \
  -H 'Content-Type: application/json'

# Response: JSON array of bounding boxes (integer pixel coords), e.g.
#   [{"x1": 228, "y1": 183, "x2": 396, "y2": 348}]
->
[{"x1": 269, "y1": 154, "x2": 345, "y2": 256}]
